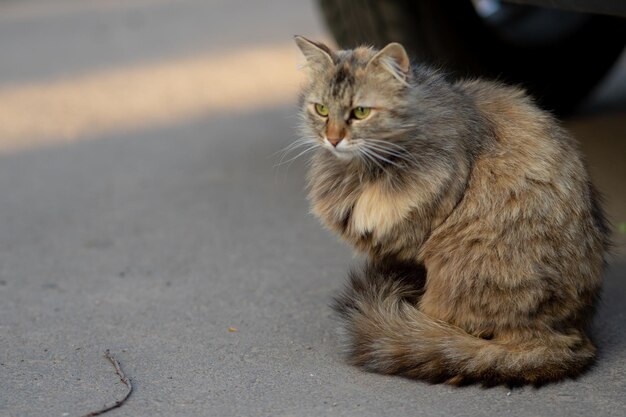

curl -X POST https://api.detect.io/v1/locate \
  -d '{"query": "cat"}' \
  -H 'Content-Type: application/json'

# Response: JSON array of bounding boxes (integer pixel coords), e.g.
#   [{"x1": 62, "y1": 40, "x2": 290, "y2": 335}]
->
[{"x1": 293, "y1": 35, "x2": 610, "y2": 386}]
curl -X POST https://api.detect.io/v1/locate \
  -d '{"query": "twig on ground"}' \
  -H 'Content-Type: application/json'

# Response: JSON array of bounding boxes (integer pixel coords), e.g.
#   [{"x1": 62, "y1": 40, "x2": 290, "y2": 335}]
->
[{"x1": 80, "y1": 350, "x2": 133, "y2": 417}]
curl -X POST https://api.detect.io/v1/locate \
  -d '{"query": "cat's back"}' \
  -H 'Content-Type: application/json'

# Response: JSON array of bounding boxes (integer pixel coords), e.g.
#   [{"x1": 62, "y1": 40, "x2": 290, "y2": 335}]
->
[
  {"x1": 454, "y1": 78, "x2": 587, "y2": 191},
  {"x1": 423, "y1": 78, "x2": 607, "y2": 293}
]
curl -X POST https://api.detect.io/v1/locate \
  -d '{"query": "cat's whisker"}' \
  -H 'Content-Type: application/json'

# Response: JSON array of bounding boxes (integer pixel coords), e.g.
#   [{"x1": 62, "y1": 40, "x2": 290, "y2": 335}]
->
[
  {"x1": 276, "y1": 144, "x2": 318, "y2": 167},
  {"x1": 361, "y1": 139, "x2": 419, "y2": 165},
  {"x1": 363, "y1": 138, "x2": 405, "y2": 149},
  {"x1": 355, "y1": 147, "x2": 374, "y2": 167},
  {"x1": 274, "y1": 137, "x2": 315, "y2": 157},
  {"x1": 355, "y1": 149, "x2": 375, "y2": 172},
  {"x1": 361, "y1": 137, "x2": 411, "y2": 149},
  {"x1": 359, "y1": 147, "x2": 388, "y2": 169},
  {"x1": 361, "y1": 143, "x2": 417, "y2": 166},
  {"x1": 274, "y1": 144, "x2": 319, "y2": 168},
  {"x1": 274, "y1": 138, "x2": 317, "y2": 167},
  {"x1": 362, "y1": 138, "x2": 411, "y2": 151},
  {"x1": 359, "y1": 146, "x2": 402, "y2": 168},
  {"x1": 273, "y1": 140, "x2": 311, "y2": 160},
  {"x1": 358, "y1": 147, "x2": 392, "y2": 171},
  {"x1": 285, "y1": 151, "x2": 316, "y2": 171},
  {"x1": 358, "y1": 152, "x2": 381, "y2": 173}
]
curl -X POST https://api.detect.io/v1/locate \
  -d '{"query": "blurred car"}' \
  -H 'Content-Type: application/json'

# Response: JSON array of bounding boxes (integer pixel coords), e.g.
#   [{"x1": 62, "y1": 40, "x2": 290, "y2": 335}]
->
[{"x1": 318, "y1": 0, "x2": 626, "y2": 115}]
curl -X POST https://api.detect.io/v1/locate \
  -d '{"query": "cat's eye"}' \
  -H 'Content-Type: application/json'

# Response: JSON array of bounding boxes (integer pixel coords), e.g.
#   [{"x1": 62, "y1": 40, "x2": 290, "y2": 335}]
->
[
  {"x1": 352, "y1": 106, "x2": 371, "y2": 120},
  {"x1": 314, "y1": 103, "x2": 329, "y2": 117}
]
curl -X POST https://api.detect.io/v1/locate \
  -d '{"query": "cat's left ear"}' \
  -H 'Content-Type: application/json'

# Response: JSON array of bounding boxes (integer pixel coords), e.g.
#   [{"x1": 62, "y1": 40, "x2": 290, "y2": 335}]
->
[
  {"x1": 294, "y1": 35, "x2": 335, "y2": 70},
  {"x1": 366, "y1": 43, "x2": 411, "y2": 83}
]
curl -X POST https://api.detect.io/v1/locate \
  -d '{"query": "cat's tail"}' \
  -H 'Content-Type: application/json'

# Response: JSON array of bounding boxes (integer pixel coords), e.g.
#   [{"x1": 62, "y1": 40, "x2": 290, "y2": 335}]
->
[{"x1": 332, "y1": 263, "x2": 596, "y2": 386}]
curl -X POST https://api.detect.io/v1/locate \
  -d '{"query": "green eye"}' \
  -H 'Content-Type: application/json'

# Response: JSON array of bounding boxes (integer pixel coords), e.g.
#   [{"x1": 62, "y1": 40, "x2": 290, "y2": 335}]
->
[
  {"x1": 314, "y1": 103, "x2": 329, "y2": 117},
  {"x1": 352, "y1": 106, "x2": 371, "y2": 119}
]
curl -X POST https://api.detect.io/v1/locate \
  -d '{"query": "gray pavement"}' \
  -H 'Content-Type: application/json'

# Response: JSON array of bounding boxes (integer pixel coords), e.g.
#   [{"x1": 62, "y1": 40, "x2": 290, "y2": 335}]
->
[{"x1": 1, "y1": 1, "x2": 625, "y2": 416}]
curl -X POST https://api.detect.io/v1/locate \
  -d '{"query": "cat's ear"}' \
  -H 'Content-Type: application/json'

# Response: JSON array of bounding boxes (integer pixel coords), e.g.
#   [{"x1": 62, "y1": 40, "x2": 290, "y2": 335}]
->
[
  {"x1": 294, "y1": 36, "x2": 335, "y2": 70},
  {"x1": 366, "y1": 42, "x2": 410, "y2": 84}
]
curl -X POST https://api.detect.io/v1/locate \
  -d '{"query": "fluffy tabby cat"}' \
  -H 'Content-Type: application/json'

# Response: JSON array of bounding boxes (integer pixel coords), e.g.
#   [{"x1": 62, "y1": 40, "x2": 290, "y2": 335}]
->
[{"x1": 293, "y1": 36, "x2": 610, "y2": 386}]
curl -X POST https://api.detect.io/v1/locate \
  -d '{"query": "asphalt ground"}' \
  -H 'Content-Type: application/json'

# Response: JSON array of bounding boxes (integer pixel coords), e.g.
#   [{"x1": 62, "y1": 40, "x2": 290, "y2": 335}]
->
[{"x1": 1, "y1": 1, "x2": 625, "y2": 416}]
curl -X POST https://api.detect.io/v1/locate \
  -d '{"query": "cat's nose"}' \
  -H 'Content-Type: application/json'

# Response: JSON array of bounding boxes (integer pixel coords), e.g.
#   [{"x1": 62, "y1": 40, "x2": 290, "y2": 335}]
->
[
  {"x1": 327, "y1": 136, "x2": 343, "y2": 147},
  {"x1": 326, "y1": 124, "x2": 346, "y2": 147}
]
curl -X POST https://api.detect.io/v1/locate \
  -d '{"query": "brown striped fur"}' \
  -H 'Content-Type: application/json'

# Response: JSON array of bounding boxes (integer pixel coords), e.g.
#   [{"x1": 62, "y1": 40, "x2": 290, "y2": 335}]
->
[{"x1": 294, "y1": 37, "x2": 609, "y2": 386}]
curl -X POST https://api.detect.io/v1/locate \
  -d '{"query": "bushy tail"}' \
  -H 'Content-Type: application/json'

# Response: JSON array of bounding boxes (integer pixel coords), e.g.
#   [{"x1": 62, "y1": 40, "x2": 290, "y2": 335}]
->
[{"x1": 332, "y1": 263, "x2": 596, "y2": 386}]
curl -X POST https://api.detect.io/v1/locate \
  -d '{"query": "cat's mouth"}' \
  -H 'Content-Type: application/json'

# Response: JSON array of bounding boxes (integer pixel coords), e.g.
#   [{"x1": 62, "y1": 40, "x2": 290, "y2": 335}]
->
[{"x1": 323, "y1": 139, "x2": 355, "y2": 161}]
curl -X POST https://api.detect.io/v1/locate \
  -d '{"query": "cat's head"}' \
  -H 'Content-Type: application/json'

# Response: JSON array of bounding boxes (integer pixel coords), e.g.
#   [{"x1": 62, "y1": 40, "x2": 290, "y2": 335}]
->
[{"x1": 295, "y1": 36, "x2": 414, "y2": 165}]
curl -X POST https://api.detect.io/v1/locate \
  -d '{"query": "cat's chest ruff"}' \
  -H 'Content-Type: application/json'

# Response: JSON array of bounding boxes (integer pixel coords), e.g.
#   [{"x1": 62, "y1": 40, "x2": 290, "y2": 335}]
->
[{"x1": 350, "y1": 183, "x2": 414, "y2": 238}]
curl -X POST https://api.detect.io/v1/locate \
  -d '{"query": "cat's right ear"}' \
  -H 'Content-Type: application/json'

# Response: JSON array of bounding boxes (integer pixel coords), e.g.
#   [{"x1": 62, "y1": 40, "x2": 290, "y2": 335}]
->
[{"x1": 294, "y1": 36, "x2": 335, "y2": 71}]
